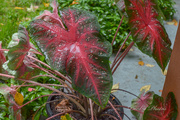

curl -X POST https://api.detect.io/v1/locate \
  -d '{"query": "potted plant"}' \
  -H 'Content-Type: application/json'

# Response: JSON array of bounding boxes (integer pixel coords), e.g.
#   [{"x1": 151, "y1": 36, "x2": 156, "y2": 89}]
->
[{"x1": 0, "y1": 0, "x2": 178, "y2": 120}]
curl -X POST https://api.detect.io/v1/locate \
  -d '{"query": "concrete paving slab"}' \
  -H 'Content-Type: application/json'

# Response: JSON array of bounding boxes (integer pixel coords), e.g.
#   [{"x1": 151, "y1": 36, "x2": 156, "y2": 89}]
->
[{"x1": 111, "y1": 0, "x2": 180, "y2": 119}]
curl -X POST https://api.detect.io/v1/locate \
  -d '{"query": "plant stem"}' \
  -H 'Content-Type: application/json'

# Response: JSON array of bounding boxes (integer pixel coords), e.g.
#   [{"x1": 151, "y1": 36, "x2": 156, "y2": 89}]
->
[
  {"x1": 84, "y1": 97, "x2": 89, "y2": 118},
  {"x1": 46, "y1": 110, "x2": 85, "y2": 120},
  {"x1": 31, "y1": 74, "x2": 73, "y2": 93},
  {"x1": 0, "y1": 49, "x2": 9, "y2": 51},
  {"x1": 112, "y1": 42, "x2": 134, "y2": 74},
  {"x1": 27, "y1": 55, "x2": 72, "y2": 84},
  {"x1": 111, "y1": 15, "x2": 124, "y2": 46},
  {"x1": 0, "y1": 73, "x2": 14, "y2": 79},
  {"x1": 12, "y1": 84, "x2": 66, "y2": 88},
  {"x1": 89, "y1": 99, "x2": 94, "y2": 120},
  {"x1": 19, "y1": 94, "x2": 60, "y2": 109},
  {"x1": 111, "y1": 32, "x2": 131, "y2": 68},
  {"x1": 30, "y1": 47, "x2": 43, "y2": 55},
  {"x1": 108, "y1": 100, "x2": 122, "y2": 120},
  {"x1": 100, "y1": 114, "x2": 118, "y2": 120},
  {"x1": 103, "y1": 105, "x2": 143, "y2": 114},
  {"x1": 111, "y1": 88, "x2": 142, "y2": 100},
  {"x1": 17, "y1": 79, "x2": 86, "y2": 113}
]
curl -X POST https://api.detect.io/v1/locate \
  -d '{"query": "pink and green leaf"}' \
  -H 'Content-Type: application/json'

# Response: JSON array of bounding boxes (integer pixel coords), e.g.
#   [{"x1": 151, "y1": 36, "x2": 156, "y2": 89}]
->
[
  {"x1": 7, "y1": 25, "x2": 40, "y2": 79},
  {"x1": 124, "y1": 0, "x2": 172, "y2": 71},
  {"x1": 7, "y1": 25, "x2": 31, "y2": 70},
  {"x1": 143, "y1": 92, "x2": 178, "y2": 120},
  {"x1": 29, "y1": 6, "x2": 112, "y2": 107},
  {"x1": 131, "y1": 91, "x2": 154, "y2": 120}
]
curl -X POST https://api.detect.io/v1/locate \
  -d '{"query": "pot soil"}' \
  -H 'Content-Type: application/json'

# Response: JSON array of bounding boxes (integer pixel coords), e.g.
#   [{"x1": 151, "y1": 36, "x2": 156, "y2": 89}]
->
[{"x1": 46, "y1": 92, "x2": 124, "y2": 120}]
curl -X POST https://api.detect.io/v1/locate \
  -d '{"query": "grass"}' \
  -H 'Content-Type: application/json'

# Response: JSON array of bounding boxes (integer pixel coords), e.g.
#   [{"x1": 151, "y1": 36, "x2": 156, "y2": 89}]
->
[{"x1": 0, "y1": 0, "x2": 49, "y2": 47}]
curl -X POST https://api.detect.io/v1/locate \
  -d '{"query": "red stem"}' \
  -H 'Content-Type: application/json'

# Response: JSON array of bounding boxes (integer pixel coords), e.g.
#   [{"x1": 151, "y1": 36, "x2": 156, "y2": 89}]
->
[
  {"x1": 112, "y1": 42, "x2": 134, "y2": 74},
  {"x1": 111, "y1": 32, "x2": 131, "y2": 68},
  {"x1": 27, "y1": 55, "x2": 72, "y2": 84},
  {"x1": 0, "y1": 49, "x2": 9, "y2": 51},
  {"x1": 19, "y1": 94, "x2": 61, "y2": 109},
  {"x1": 0, "y1": 73, "x2": 14, "y2": 79},
  {"x1": 89, "y1": 99, "x2": 94, "y2": 120},
  {"x1": 108, "y1": 100, "x2": 123, "y2": 120},
  {"x1": 111, "y1": 15, "x2": 124, "y2": 46},
  {"x1": 103, "y1": 105, "x2": 143, "y2": 114},
  {"x1": 100, "y1": 114, "x2": 118, "y2": 120}
]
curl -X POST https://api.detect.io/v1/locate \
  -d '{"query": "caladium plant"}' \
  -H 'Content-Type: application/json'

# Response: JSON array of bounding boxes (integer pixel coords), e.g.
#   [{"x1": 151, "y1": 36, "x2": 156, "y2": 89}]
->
[
  {"x1": 29, "y1": 2, "x2": 112, "y2": 107},
  {"x1": 124, "y1": 0, "x2": 172, "y2": 71},
  {"x1": 0, "y1": 0, "x2": 177, "y2": 120}
]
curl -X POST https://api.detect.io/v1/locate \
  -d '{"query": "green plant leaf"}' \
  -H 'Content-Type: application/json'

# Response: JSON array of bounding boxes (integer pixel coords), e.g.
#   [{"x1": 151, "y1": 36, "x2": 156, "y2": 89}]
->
[{"x1": 143, "y1": 92, "x2": 178, "y2": 120}]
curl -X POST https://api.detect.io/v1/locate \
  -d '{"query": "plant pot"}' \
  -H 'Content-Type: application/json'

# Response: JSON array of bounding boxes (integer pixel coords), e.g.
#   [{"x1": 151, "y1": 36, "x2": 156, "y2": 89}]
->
[{"x1": 46, "y1": 92, "x2": 124, "y2": 120}]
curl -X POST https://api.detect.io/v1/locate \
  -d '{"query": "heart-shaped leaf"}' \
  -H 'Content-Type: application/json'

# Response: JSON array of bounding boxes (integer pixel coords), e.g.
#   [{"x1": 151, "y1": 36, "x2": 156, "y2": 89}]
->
[
  {"x1": 7, "y1": 25, "x2": 31, "y2": 70},
  {"x1": 124, "y1": 0, "x2": 172, "y2": 70},
  {"x1": 131, "y1": 91, "x2": 154, "y2": 120},
  {"x1": 7, "y1": 25, "x2": 40, "y2": 79},
  {"x1": 29, "y1": 5, "x2": 112, "y2": 107},
  {"x1": 143, "y1": 92, "x2": 178, "y2": 120}
]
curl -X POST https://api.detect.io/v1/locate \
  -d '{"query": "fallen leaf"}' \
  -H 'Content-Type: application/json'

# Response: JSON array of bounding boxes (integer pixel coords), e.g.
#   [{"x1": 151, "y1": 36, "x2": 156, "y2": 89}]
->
[
  {"x1": 159, "y1": 90, "x2": 163, "y2": 92},
  {"x1": 145, "y1": 64, "x2": 155, "y2": 67},
  {"x1": 28, "y1": 88, "x2": 35, "y2": 92},
  {"x1": 161, "y1": 69, "x2": 167, "y2": 76},
  {"x1": 130, "y1": 48, "x2": 134, "y2": 51},
  {"x1": 140, "y1": 85, "x2": 151, "y2": 92},
  {"x1": 111, "y1": 83, "x2": 119, "y2": 93},
  {"x1": 135, "y1": 75, "x2": 138, "y2": 79},
  {"x1": 166, "y1": 21, "x2": 174, "y2": 25},
  {"x1": 14, "y1": 7, "x2": 24, "y2": 10},
  {"x1": 166, "y1": 19, "x2": 178, "y2": 26},
  {"x1": 138, "y1": 61, "x2": 144, "y2": 66},
  {"x1": 43, "y1": 2, "x2": 50, "y2": 7},
  {"x1": 173, "y1": 19, "x2": 178, "y2": 26},
  {"x1": 71, "y1": 0, "x2": 79, "y2": 5},
  {"x1": 14, "y1": 92, "x2": 24, "y2": 105}
]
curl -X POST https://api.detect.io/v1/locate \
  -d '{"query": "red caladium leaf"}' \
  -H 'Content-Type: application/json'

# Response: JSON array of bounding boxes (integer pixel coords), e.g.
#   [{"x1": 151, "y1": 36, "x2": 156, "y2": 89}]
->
[
  {"x1": 0, "y1": 84, "x2": 21, "y2": 120},
  {"x1": 29, "y1": 5, "x2": 112, "y2": 107},
  {"x1": 35, "y1": 0, "x2": 64, "y2": 27},
  {"x1": 131, "y1": 91, "x2": 154, "y2": 120},
  {"x1": 7, "y1": 25, "x2": 40, "y2": 79},
  {"x1": 124, "y1": 0, "x2": 172, "y2": 70},
  {"x1": 143, "y1": 92, "x2": 178, "y2": 120},
  {"x1": 0, "y1": 41, "x2": 7, "y2": 79},
  {"x1": 7, "y1": 25, "x2": 31, "y2": 70}
]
